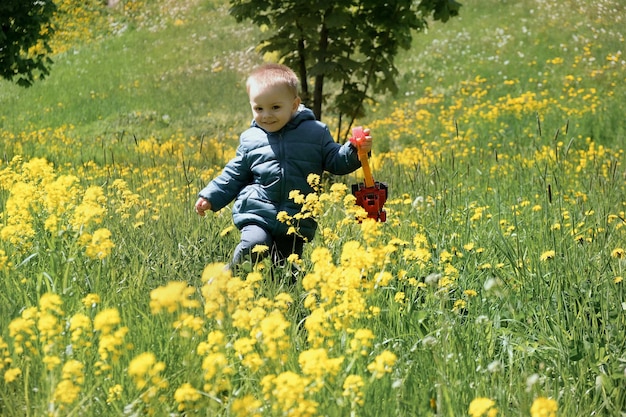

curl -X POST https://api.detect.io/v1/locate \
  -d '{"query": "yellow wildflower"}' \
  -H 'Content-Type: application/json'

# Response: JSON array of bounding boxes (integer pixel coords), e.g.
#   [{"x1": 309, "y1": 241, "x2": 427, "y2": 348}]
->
[
  {"x1": 81, "y1": 293, "x2": 101, "y2": 308},
  {"x1": 128, "y1": 352, "x2": 167, "y2": 391},
  {"x1": 71, "y1": 186, "x2": 107, "y2": 229},
  {"x1": 349, "y1": 329, "x2": 375, "y2": 356},
  {"x1": 367, "y1": 350, "x2": 397, "y2": 379},
  {"x1": 85, "y1": 228, "x2": 115, "y2": 259},
  {"x1": 289, "y1": 190, "x2": 305, "y2": 205},
  {"x1": 69, "y1": 313, "x2": 92, "y2": 348},
  {"x1": 150, "y1": 281, "x2": 200, "y2": 314},
  {"x1": 298, "y1": 348, "x2": 344, "y2": 387},
  {"x1": 452, "y1": 299, "x2": 467, "y2": 312},
  {"x1": 262, "y1": 372, "x2": 317, "y2": 417},
  {"x1": 231, "y1": 394, "x2": 263, "y2": 417},
  {"x1": 4, "y1": 367, "x2": 22, "y2": 383},
  {"x1": 468, "y1": 397, "x2": 498, "y2": 417},
  {"x1": 53, "y1": 379, "x2": 81, "y2": 405},
  {"x1": 94, "y1": 308, "x2": 121, "y2": 334},
  {"x1": 611, "y1": 248, "x2": 625, "y2": 259},
  {"x1": 394, "y1": 291, "x2": 406, "y2": 304},
  {"x1": 174, "y1": 383, "x2": 202, "y2": 412},
  {"x1": 106, "y1": 384, "x2": 123, "y2": 404},
  {"x1": 252, "y1": 244, "x2": 269, "y2": 254},
  {"x1": 530, "y1": 397, "x2": 558, "y2": 417},
  {"x1": 342, "y1": 374, "x2": 365, "y2": 406}
]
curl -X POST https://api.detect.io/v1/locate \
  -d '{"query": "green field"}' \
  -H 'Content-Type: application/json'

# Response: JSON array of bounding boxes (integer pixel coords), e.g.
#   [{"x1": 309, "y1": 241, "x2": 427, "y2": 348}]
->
[{"x1": 1, "y1": 0, "x2": 624, "y2": 416}]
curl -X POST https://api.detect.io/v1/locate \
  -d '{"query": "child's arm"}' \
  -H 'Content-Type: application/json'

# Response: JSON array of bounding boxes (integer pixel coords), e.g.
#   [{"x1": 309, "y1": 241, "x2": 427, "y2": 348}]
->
[
  {"x1": 195, "y1": 197, "x2": 212, "y2": 217},
  {"x1": 196, "y1": 141, "x2": 252, "y2": 214},
  {"x1": 322, "y1": 126, "x2": 373, "y2": 175}
]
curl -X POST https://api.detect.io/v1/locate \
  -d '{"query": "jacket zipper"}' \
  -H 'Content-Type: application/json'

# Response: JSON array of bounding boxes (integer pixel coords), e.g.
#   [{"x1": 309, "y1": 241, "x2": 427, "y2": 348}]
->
[{"x1": 278, "y1": 132, "x2": 286, "y2": 212}]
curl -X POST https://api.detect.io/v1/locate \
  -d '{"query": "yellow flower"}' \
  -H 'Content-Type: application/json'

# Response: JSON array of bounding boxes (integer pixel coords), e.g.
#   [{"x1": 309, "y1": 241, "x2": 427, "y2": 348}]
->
[
  {"x1": 298, "y1": 348, "x2": 344, "y2": 386},
  {"x1": 61, "y1": 359, "x2": 85, "y2": 384},
  {"x1": 539, "y1": 250, "x2": 556, "y2": 261},
  {"x1": 71, "y1": 186, "x2": 107, "y2": 229},
  {"x1": 220, "y1": 225, "x2": 235, "y2": 237},
  {"x1": 106, "y1": 384, "x2": 122, "y2": 404},
  {"x1": 53, "y1": 379, "x2": 81, "y2": 405},
  {"x1": 307, "y1": 173, "x2": 321, "y2": 189},
  {"x1": 128, "y1": 352, "x2": 167, "y2": 391},
  {"x1": 261, "y1": 372, "x2": 317, "y2": 417},
  {"x1": 81, "y1": 293, "x2": 101, "y2": 308},
  {"x1": 97, "y1": 327, "x2": 129, "y2": 364},
  {"x1": 174, "y1": 383, "x2": 202, "y2": 411},
  {"x1": 611, "y1": 248, "x2": 625, "y2": 259},
  {"x1": 173, "y1": 313, "x2": 204, "y2": 336},
  {"x1": 452, "y1": 299, "x2": 467, "y2": 312},
  {"x1": 43, "y1": 355, "x2": 62, "y2": 371},
  {"x1": 342, "y1": 374, "x2": 365, "y2": 406},
  {"x1": 367, "y1": 350, "x2": 397, "y2": 379},
  {"x1": 233, "y1": 337, "x2": 256, "y2": 356},
  {"x1": 530, "y1": 397, "x2": 558, "y2": 417},
  {"x1": 286, "y1": 253, "x2": 301, "y2": 265},
  {"x1": 39, "y1": 293, "x2": 64, "y2": 316},
  {"x1": 231, "y1": 394, "x2": 263, "y2": 417},
  {"x1": 349, "y1": 329, "x2": 375, "y2": 356},
  {"x1": 94, "y1": 308, "x2": 121, "y2": 335},
  {"x1": 201, "y1": 352, "x2": 232, "y2": 392},
  {"x1": 469, "y1": 397, "x2": 498, "y2": 417},
  {"x1": 8, "y1": 307, "x2": 37, "y2": 355},
  {"x1": 150, "y1": 281, "x2": 200, "y2": 314},
  {"x1": 68, "y1": 313, "x2": 91, "y2": 339},
  {"x1": 252, "y1": 244, "x2": 269, "y2": 254},
  {"x1": 85, "y1": 228, "x2": 115, "y2": 259},
  {"x1": 276, "y1": 211, "x2": 290, "y2": 223},
  {"x1": 4, "y1": 367, "x2": 22, "y2": 383},
  {"x1": 0, "y1": 249, "x2": 11, "y2": 271},
  {"x1": 289, "y1": 190, "x2": 305, "y2": 205},
  {"x1": 257, "y1": 310, "x2": 290, "y2": 362}
]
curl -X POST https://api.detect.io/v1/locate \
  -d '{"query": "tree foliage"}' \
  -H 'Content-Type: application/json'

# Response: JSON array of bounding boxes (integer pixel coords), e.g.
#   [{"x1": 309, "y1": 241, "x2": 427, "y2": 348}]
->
[
  {"x1": 0, "y1": 0, "x2": 57, "y2": 87},
  {"x1": 229, "y1": 0, "x2": 461, "y2": 137}
]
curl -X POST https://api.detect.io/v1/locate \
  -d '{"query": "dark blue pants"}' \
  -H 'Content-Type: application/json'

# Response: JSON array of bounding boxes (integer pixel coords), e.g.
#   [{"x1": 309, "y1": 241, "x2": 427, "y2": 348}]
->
[{"x1": 231, "y1": 224, "x2": 305, "y2": 268}]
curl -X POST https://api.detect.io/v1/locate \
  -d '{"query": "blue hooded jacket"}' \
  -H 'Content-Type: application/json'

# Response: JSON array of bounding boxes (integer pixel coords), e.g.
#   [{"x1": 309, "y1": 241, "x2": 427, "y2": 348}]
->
[{"x1": 198, "y1": 106, "x2": 361, "y2": 240}]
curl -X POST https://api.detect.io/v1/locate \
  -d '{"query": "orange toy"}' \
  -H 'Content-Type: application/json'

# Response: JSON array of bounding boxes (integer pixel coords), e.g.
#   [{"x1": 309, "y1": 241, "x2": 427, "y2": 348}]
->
[{"x1": 349, "y1": 126, "x2": 388, "y2": 222}]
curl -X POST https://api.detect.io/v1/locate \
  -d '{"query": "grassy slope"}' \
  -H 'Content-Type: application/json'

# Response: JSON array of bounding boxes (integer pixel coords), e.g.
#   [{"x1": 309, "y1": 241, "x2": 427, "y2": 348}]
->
[
  {"x1": 0, "y1": 2, "x2": 256, "y2": 139},
  {"x1": 0, "y1": 1, "x2": 624, "y2": 415},
  {"x1": 1, "y1": 0, "x2": 624, "y2": 148}
]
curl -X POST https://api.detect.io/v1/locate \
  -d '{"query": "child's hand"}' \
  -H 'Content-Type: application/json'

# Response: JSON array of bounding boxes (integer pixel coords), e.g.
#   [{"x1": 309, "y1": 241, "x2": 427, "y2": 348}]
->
[
  {"x1": 350, "y1": 127, "x2": 373, "y2": 153},
  {"x1": 360, "y1": 128, "x2": 373, "y2": 153},
  {"x1": 195, "y1": 197, "x2": 212, "y2": 216}
]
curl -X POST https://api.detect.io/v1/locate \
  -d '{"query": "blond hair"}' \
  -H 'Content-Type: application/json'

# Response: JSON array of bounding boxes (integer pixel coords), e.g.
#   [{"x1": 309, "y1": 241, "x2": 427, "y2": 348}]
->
[{"x1": 246, "y1": 63, "x2": 299, "y2": 98}]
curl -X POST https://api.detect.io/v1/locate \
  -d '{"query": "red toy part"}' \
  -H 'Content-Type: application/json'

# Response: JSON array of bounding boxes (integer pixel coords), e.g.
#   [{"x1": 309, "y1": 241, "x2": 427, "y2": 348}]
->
[{"x1": 350, "y1": 127, "x2": 388, "y2": 222}]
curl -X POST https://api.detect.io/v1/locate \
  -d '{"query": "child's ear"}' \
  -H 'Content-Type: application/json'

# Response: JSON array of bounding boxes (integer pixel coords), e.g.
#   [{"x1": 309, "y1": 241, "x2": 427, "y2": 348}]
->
[{"x1": 292, "y1": 96, "x2": 301, "y2": 112}]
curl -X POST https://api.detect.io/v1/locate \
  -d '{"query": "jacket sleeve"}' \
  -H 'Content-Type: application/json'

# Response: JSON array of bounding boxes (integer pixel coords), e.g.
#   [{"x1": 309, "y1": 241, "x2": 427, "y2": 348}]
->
[
  {"x1": 321, "y1": 128, "x2": 362, "y2": 175},
  {"x1": 197, "y1": 144, "x2": 252, "y2": 211}
]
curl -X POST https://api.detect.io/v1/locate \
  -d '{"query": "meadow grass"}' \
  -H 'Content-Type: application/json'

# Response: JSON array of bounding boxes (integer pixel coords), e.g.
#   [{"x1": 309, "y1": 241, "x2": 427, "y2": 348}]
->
[{"x1": 0, "y1": 0, "x2": 624, "y2": 416}]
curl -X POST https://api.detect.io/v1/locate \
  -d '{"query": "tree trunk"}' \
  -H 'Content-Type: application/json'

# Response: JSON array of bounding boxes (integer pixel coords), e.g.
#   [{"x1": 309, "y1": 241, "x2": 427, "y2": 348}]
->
[
  {"x1": 313, "y1": 23, "x2": 328, "y2": 121},
  {"x1": 296, "y1": 33, "x2": 310, "y2": 109}
]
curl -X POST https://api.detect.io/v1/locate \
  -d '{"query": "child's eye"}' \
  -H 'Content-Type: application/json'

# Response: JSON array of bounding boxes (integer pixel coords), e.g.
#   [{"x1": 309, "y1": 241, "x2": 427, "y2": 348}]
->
[{"x1": 272, "y1": 105, "x2": 281, "y2": 110}]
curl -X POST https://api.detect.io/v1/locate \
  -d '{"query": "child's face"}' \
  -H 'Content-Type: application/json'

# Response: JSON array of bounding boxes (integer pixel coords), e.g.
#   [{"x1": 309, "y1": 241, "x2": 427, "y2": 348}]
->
[{"x1": 248, "y1": 83, "x2": 300, "y2": 133}]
